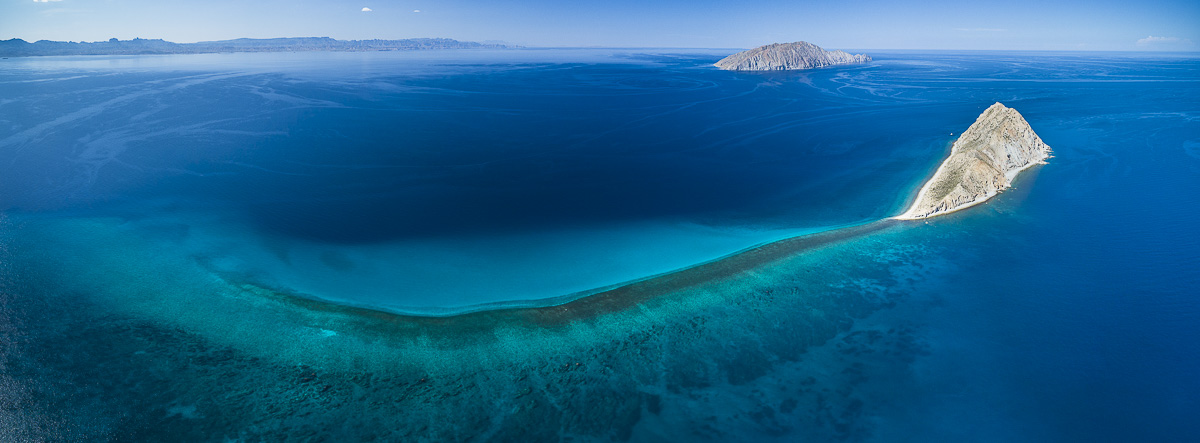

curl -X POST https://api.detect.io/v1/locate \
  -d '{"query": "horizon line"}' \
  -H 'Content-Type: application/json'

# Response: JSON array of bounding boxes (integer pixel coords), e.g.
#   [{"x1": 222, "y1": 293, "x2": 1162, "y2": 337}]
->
[{"x1": 3, "y1": 36, "x2": 1198, "y2": 54}]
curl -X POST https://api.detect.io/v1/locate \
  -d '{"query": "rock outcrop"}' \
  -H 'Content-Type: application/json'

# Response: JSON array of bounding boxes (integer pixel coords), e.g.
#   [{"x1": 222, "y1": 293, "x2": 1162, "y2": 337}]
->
[
  {"x1": 896, "y1": 103, "x2": 1051, "y2": 219},
  {"x1": 714, "y1": 41, "x2": 870, "y2": 71}
]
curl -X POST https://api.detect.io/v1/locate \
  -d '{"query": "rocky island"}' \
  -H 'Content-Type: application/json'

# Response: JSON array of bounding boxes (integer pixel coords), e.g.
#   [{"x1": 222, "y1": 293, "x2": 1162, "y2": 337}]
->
[
  {"x1": 897, "y1": 103, "x2": 1051, "y2": 219},
  {"x1": 714, "y1": 41, "x2": 871, "y2": 71}
]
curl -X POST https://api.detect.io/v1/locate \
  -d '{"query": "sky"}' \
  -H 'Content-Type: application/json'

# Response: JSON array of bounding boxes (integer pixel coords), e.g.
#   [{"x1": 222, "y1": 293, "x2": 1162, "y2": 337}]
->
[{"x1": 2, "y1": 0, "x2": 1198, "y2": 51}]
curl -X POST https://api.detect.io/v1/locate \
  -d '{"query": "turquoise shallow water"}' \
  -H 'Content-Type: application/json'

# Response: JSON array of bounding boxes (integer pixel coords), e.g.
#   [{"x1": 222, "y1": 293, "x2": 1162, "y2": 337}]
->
[{"x1": 1, "y1": 49, "x2": 1198, "y2": 441}]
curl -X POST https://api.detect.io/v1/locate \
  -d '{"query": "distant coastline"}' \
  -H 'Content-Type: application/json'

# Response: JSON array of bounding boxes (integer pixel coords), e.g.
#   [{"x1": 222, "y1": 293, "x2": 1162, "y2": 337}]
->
[{"x1": 0, "y1": 37, "x2": 511, "y2": 58}]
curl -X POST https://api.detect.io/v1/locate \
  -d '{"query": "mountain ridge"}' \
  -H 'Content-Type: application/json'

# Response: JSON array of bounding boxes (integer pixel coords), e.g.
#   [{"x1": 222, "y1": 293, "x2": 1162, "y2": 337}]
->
[{"x1": 0, "y1": 37, "x2": 510, "y2": 57}]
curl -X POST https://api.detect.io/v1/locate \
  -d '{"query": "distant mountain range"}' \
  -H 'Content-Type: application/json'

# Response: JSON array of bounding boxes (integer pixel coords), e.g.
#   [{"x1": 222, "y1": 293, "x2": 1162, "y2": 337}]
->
[{"x1": 0, "y1": 37, "x2": 510, "y2": 57}]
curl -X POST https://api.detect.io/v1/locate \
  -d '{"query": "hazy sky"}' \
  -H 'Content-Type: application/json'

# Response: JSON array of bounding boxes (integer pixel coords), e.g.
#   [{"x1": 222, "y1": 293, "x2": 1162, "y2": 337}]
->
[{"x1": 3, "y1": 0, "x2": 1198, "y2": 51}]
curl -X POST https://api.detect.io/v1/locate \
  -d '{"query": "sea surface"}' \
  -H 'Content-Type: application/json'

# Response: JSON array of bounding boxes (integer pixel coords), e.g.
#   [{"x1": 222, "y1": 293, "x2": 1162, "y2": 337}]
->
[{"x1": 1, "y1": 49, "x2": 1197, "y2": 441}]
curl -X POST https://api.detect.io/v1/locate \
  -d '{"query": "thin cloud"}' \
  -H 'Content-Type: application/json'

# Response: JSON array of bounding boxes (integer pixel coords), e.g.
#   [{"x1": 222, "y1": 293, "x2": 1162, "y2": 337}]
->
[
  {"x1": 361, "y1": 7, "x2": 372, "y2": 12},
  {"x1": 413, "y1": 9, "x2": 421, "y2": 13},
  {"x1": 1136, "y1": 35, "x2": 1190, "y2": 45},
  {"x1": 955, "y1": 28, "x2": 1007, "y2": 32},
  {"x1": 33, "y1": 0, "x2": 65, "y2": 3}
]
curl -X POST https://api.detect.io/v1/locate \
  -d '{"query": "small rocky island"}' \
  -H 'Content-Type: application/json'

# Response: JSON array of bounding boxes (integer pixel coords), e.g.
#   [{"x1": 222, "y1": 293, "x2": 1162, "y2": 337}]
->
[
  {"x1": 897, "y1": 103, "x2": 1051, "y2": 219},
  {"x1": 714, "y1": 41, "x2": 871, "y2": 71}
]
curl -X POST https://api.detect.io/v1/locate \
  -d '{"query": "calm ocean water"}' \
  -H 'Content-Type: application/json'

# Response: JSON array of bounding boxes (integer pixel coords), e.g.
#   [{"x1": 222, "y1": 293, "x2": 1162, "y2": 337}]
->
[{"x1": 0, "y1": 49, "x2": 1197, "y2": 441}]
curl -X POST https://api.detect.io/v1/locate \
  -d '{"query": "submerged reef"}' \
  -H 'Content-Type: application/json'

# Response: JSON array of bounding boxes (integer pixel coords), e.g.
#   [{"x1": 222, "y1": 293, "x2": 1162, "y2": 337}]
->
[
  {"x1": 714, "y1": 41, "x2": 871, "y2": 71},
  {"x1": 897, "y1": 103, "x2": 1051, "y2": 219},
  {"x1": 1, "y1": 213, "x2": 942, "y2": 441}
]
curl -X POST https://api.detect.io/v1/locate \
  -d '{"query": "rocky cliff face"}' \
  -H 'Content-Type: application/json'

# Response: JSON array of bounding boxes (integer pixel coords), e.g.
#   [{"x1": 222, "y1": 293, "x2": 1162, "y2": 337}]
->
[
  {"x1": 714, "y1": 41, "x2": 870, "y2": 71},
  {"x1": 897, "y1": 103, "x2": 1051, "y2": 219}
]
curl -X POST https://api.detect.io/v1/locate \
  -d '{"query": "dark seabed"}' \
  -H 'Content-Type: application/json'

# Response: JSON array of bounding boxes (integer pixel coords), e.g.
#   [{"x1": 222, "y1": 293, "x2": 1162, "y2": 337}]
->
[{"x1": 1, "y1": 49, "x2": 1198, "y2": 441}]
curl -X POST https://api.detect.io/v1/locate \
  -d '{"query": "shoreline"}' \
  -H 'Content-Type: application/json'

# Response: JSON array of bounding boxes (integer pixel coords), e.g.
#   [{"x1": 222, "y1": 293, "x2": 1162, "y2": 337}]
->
[
  {"x1": 893, "y1": 138, "x2": 955, "y2": 220},
  {"x1": 893, "y1": 154, "x2": 1049, "y2": 220},
  {"x1": 894, "y1": 155, "x2": 1049, "y2": 220}
]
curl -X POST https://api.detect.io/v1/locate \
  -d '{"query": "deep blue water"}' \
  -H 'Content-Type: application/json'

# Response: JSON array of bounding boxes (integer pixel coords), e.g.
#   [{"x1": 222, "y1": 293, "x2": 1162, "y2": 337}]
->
[{"x1": 0, "y1": 49, "x2": 1197, "y2": 441}]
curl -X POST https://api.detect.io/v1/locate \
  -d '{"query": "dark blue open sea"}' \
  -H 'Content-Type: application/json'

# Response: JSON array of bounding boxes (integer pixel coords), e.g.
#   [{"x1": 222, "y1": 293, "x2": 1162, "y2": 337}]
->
[{"x1": 1, "y1": 49, "x2": 1197, "y2": 441}]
